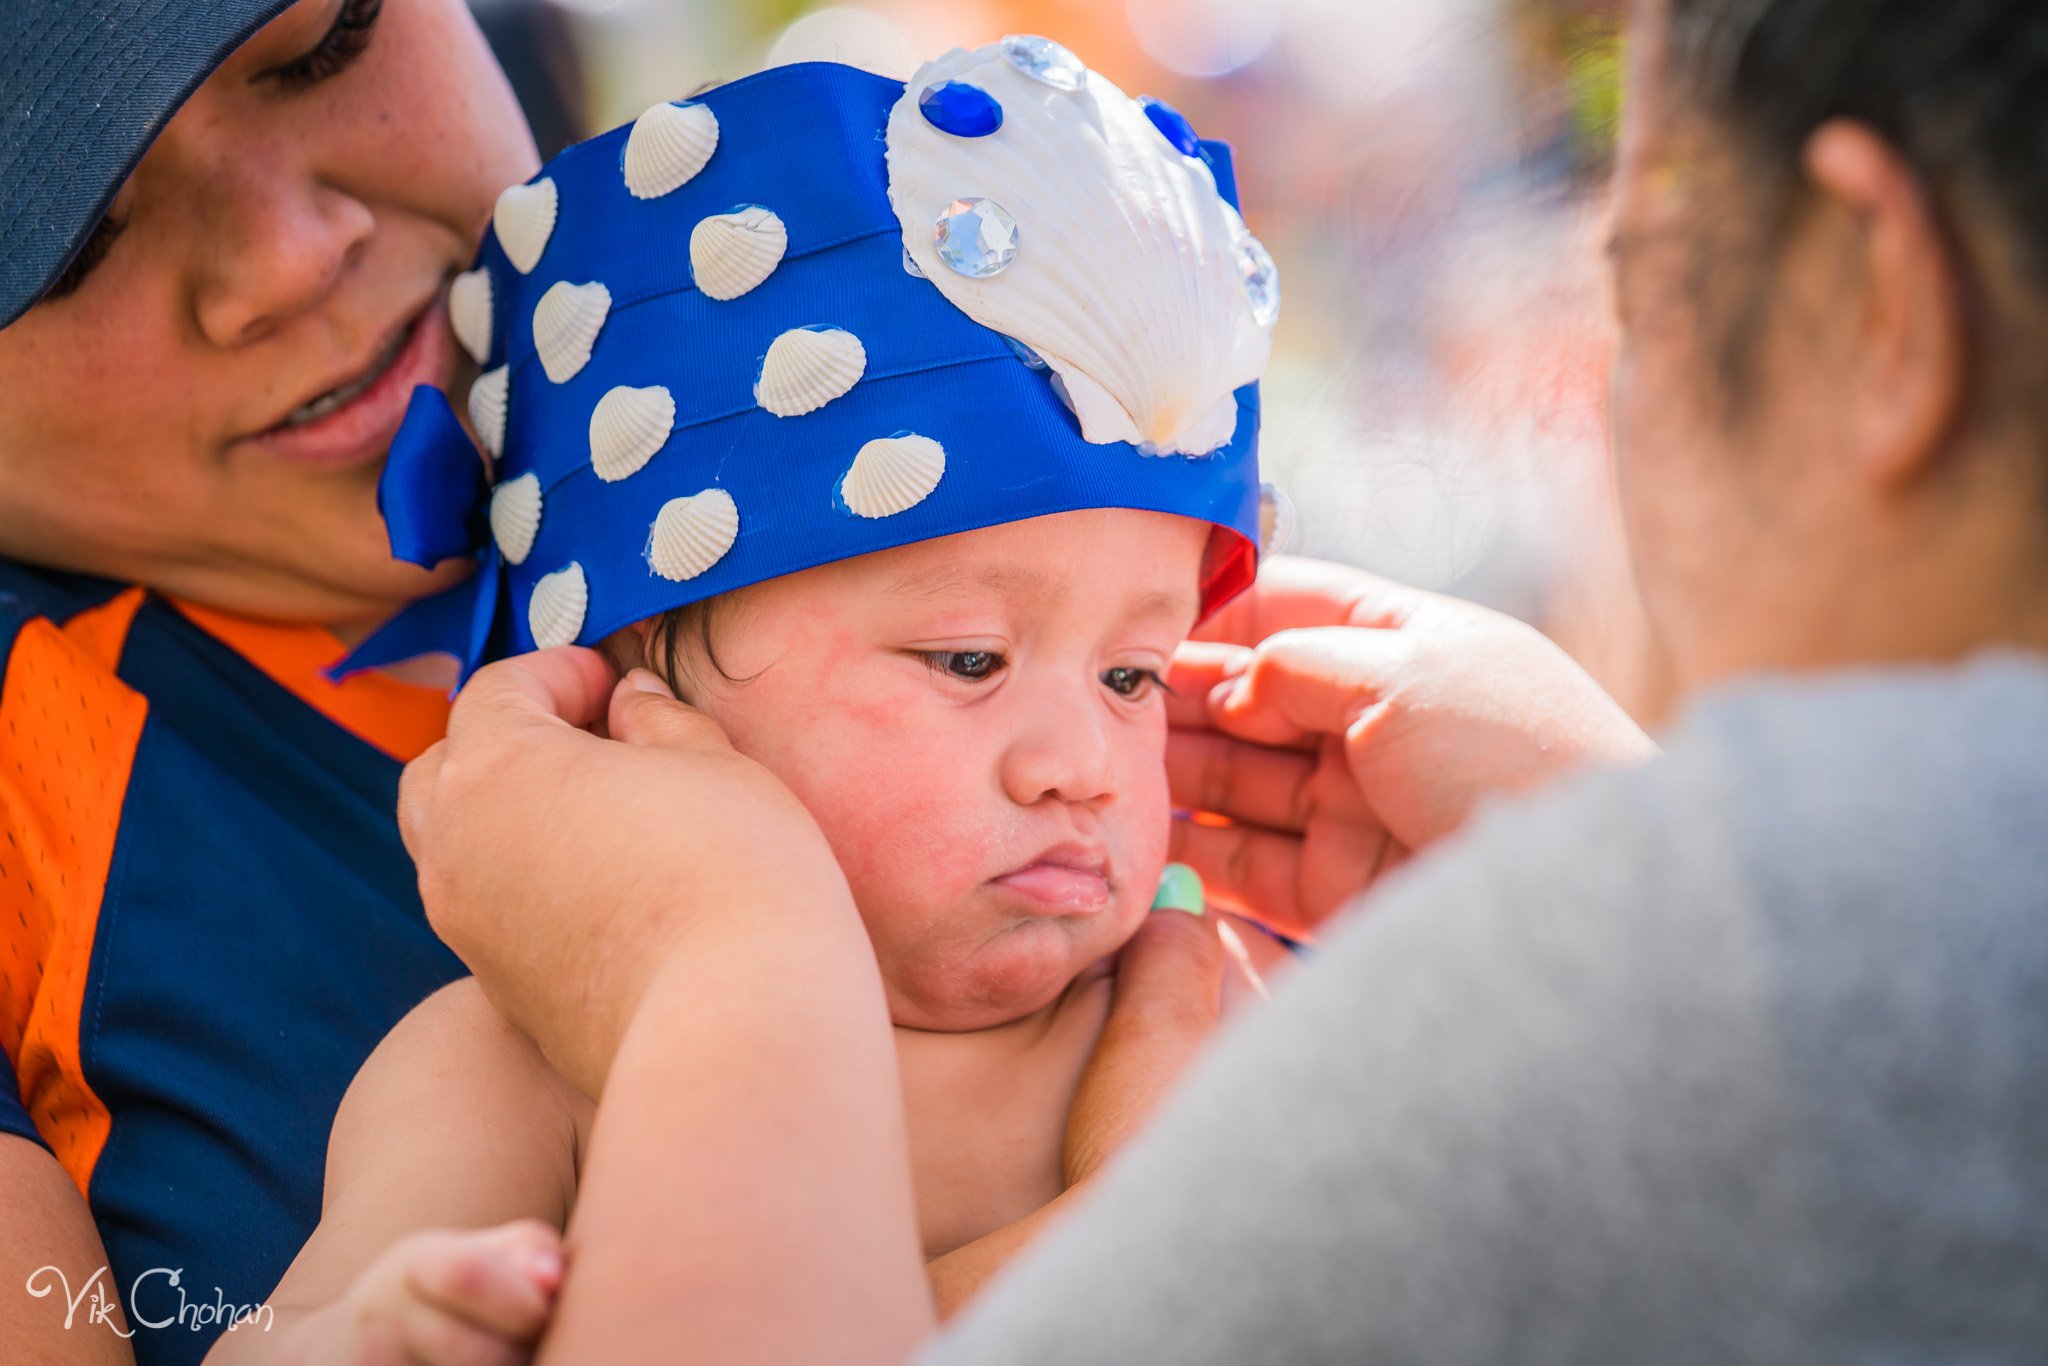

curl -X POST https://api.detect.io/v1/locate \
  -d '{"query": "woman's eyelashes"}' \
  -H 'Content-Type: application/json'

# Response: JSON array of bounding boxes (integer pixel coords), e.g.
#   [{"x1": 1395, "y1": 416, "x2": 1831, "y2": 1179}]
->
[
  {"x1": 911, "y1": 651, "x2": 1169, "y2": 702},
  {"x1": 42, "y1": 212, "x2": 129, "y2": 303},
  {"x1": 39, "y1": 0, "x2": 385, "y2": 307},
  {"x1": 262, "y1": 0, "x2": 384, "y2": 91}
]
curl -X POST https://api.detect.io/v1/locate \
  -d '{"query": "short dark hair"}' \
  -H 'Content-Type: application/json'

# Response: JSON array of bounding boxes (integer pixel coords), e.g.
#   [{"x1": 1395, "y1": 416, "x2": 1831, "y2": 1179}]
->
[{"x1": 1662, "y1": 0, "x2": 2048, "y2": 420}]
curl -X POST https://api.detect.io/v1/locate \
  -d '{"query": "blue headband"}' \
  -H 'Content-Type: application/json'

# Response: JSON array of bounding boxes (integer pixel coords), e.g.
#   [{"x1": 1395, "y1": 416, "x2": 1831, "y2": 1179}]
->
[{"x1": 341, "y1": 46, "x2": 1272, "y2": 685}]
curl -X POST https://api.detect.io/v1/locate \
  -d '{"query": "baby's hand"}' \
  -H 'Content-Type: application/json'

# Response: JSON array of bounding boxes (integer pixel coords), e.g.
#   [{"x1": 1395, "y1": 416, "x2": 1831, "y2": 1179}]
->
[{"x1": 295, "y1": 1220, "x2": 562, "y2": 1366}]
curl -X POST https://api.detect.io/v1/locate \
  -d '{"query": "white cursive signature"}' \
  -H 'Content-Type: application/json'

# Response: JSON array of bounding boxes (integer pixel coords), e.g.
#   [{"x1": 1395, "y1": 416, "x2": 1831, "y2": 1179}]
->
[{"x1": 26, "y1": 1265, "x2": 273, "y2": 1336}]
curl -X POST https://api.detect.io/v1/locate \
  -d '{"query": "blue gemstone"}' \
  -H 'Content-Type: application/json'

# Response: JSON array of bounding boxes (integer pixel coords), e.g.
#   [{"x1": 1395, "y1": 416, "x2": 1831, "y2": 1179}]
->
[
  {"x1": 919, "y1": 80, "x2": 1004, "y2": 138},
  {"x1": 1141, "y1": 97, "x2": 1201, "y2": 158},
  {"x1": 934, "y1": 198, "x2": 1019, "y2": 279}
]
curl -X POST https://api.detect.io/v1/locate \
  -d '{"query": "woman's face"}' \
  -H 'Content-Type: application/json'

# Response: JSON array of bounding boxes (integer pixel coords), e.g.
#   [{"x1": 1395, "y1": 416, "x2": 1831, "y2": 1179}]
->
[
  {"x1": 0, "y1": 0, "x2": 537, "y2": 628},
  {"x1": 649, "y1": 509, "x2": 1209, "y2": 1034}
]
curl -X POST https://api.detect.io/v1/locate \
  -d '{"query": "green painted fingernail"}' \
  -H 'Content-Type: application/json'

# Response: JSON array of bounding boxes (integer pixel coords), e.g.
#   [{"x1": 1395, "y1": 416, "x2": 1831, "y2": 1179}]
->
[{"x1": 1152, "y1": 863, "x2": 1205, "y2": 916}]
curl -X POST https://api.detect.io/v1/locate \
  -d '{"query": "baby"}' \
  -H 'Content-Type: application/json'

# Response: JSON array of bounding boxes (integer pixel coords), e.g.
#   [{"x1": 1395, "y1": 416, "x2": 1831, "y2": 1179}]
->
[{"x1": 210, "y1": 39, "x2": 1287, "y2": 1363}]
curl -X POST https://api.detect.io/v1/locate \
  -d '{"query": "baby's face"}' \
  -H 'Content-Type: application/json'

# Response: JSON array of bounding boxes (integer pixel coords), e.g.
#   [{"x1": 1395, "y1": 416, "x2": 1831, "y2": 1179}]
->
[{"x1": 655, "y1": 508, "x2": 1209, "y2": 1032}]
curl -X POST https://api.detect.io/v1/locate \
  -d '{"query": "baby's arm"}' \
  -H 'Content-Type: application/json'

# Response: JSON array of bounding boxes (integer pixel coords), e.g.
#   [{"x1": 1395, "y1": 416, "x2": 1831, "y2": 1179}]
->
[{"x1": 205, "y1": 979, "x2": 591, "y2": 1365}]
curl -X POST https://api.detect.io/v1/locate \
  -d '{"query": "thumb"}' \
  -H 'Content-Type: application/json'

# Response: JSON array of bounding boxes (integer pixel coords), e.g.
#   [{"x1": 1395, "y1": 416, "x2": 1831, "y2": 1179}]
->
[
  {"x1": 1066, "y1": 899, "x2": 1223, "y2": 1185},
  {"x1": 606, "y1": 668, "x2": 735, "y2": 751},
  {"x1": 1111, "y1": 901, "x2": 1226, "y2": 1028},
  {"x1": 1211, "y1": 625, "x2": 1408, "y2": 747}
]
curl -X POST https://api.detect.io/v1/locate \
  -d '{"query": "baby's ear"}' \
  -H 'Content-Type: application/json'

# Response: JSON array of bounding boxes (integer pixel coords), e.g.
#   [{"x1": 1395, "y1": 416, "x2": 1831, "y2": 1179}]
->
[{"x1": 596, "y1": 621, "x2": 656, "y2": 678}]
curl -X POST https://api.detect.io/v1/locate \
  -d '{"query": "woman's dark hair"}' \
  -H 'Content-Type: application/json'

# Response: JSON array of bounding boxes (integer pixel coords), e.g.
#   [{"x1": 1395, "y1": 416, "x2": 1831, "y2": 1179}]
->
[{"x1": 1662, "y1": 0, "x2": 2048, "y2": 417}]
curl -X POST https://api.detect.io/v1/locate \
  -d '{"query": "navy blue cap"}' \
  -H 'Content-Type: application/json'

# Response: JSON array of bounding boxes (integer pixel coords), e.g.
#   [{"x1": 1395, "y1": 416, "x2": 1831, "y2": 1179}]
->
[{"x1": 0, "y1": 0, "x2": 295, "y2": 328}]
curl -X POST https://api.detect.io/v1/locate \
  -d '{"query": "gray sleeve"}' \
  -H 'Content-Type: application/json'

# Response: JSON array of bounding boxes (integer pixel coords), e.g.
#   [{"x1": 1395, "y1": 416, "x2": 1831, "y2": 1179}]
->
[{"x1": 918, "y1": 762, "x2": 1818, "y2": 1366}]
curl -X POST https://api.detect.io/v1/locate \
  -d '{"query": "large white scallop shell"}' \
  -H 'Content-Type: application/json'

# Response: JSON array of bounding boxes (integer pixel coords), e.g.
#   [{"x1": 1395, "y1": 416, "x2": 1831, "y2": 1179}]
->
[
  {"x1": 755, "y1": 327, "x2": 867, "y2": 418},
  {"x1": 690, "y1": 207, "x2": 787, "y2": 301},
  {"x1": 527, "y1": 562, "x2": 587, "y2": 649},
  {"x1": 493, "y1": 179, "x2": 558, "y2": 275},
  {"x1": 533, "y1": 281, "x2": 611, "y2": 384},
  {"x1": 648, "y1": 488, "x2": 740, "y2": 582},
  {"x1": 449, "y1": 268, "x2": 493, "y2": 364},
  {"x1": 885, "y1": 46, "x2": 1270, "y2": 456},
  {"x1": 589, "y1": 384, "x2": 675, "y2": 483},
  {"x1": 839, "y1": 434, "x2": 945, "y2": 519},
  {"x1": 623, "y1": 101, "x2": 720, "y2": 199},
  {"x1": 489, "y1": 473, "x2": 542, "y2": 565},
  {"x1": 468, "y1": 365, "x2": 510, "y2": 458}
]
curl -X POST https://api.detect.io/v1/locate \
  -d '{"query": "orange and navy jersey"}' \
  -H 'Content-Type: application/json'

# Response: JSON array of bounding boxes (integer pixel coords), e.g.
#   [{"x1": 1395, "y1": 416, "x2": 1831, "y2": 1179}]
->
[{"x1": 0, "y1": 557, "x2": 463, "y2": 1364}]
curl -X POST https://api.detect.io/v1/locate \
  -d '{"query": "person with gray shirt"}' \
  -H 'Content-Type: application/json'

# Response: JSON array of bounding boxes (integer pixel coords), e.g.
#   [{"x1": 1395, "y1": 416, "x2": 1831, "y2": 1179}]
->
[{"x1": 393, "y1": 0, "x2": 2048, "y2": 1359}]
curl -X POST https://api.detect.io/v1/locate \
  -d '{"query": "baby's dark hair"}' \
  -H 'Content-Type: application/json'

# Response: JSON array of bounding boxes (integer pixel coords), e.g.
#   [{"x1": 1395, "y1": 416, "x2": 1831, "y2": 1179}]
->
[{"x1": 641, "y1": 596, "x2": 745, "y2": 699}]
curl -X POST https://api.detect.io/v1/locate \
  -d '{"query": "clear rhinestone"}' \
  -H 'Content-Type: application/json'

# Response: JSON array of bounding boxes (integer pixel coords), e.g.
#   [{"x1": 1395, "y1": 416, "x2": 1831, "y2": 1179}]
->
[
  {"x1": 933, "y1": 198, "x2": 1019, "y2": 279},
  {"x1": 1002, "y1": 334, "x2": 1048, "y2": 370},
  {"x1": 1001, "y1": 34, "x2": 1086, "y2": 91},
  {"x1": 903, "y1": 247, "x2": 927, "y2": 279},
  {"x1": 1237, "y1": 232, "x2": 1281, "y2": 327},
  {"x1": 1259, "y1": 482, "x2": 1297, "y2": 555},
  {"x1": 919, "y1": 80, "x2": 1004, "y2": 138}
]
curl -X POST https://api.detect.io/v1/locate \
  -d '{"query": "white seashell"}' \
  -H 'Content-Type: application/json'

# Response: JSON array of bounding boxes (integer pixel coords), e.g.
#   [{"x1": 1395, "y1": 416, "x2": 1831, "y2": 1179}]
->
[
  {"x1": 468, "y1": 365, "x2": 510, "y2": 458},
  {"x1": 755, "y1": 327, "x2": 867, "y2": 418},
  {"x1": 884, "y1": 45, "x2": 1270, "y2": 456},
  {"x1": 623, "y1": 101, "x2": 720, "y2": 199},
  {"x1": 533, "y1": 280, "x2": 611, "y2": 384},
  {"x1": 449, "y1": 268, "x2": 494, "y2": 364},
  {"x1": 589, "y1": 384, "x2": 675, "y2": 483},
  {"x1": 527, "y1": 562, "x2": 588, "y2": 649},
  {"x1": 648, "y1": 488, "x2": 740, "y2": 582},
  {"x1": 489, "y1": 473, "x2": 543, "y2": 565},
  {"x1": 839, "y1": 433, "x2": 945, "y2": 519},
  {"x1": 690, "y1": 207, "x2": 787, "y2": 301},
  {"x1": 493, "y1": 179, "x2": 558, "y2": 275}
]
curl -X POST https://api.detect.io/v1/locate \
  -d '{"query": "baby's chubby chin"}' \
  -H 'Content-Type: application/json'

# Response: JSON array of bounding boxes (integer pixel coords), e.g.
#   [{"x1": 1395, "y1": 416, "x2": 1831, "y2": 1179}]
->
[{"x1": 880, "y1": 880, "x2": 1154, "y2": 1032}]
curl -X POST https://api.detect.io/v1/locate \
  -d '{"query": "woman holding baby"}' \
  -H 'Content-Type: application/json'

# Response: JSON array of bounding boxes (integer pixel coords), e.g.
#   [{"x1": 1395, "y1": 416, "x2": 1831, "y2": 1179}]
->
[{"x1": 1, "y1": 2, "x2": 2044, "y2": 1366}]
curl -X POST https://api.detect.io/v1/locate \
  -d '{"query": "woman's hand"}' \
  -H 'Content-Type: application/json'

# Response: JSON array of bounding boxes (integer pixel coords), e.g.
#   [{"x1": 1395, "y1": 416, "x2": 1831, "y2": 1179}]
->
[
  {"x1": 397, "y1": 649, "x2": 857, "y2": 1097},
  {"x1": 1168, "y1": 556, "x2": 1659, "y2": 935}
]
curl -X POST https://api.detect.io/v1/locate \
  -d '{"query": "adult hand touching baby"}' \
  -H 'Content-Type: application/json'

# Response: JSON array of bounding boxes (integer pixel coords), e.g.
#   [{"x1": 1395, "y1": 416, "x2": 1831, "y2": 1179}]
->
[
  {"x1": 1167, "y1": 556, "x2": 1661, "y2": 936},
  {"x1": 397, "y1": 648, "x2": 861, "y2": 1097}
]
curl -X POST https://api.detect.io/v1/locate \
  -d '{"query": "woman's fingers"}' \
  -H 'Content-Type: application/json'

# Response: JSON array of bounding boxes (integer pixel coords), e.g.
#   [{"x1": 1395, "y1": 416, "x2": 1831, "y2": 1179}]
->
[
  {"x1": 1166, "y1": 729, "x2": 1318, "y2": 832},
  {"x1": 605, "y1": 669, "x2": 734, "y2": 753},
  {"x1": 1165, "y1": 641, "x2": 1251, "y2": 732},
  {"x1": 1166, "y1": 818, "x2": 1307, "y2": 936},
  {"x1": 1063, "y1": 907, "x2": 1224, "y2": 1186},
  {"x1": 1192, "y1": 555, "x2": 1425, "y2": 645},
  {"x1": 1210, "y1": 626, "x2": 1409, "y2": 747},
  {"x1": 444, "y1": 645, "x2": 618, "y2": 743}
]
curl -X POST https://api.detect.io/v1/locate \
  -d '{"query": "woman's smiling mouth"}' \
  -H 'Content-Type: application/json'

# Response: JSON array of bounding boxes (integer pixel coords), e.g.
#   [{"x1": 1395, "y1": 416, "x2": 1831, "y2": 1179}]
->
[{"x1": 238, "y1": 288, "x2": 458, "y2": 470}]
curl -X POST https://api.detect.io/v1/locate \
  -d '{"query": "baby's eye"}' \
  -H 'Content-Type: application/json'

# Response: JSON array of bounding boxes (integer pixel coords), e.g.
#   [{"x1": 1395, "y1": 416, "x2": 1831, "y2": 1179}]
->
[
  {"x1": 922, "y1": 650, "x2": 1005, "y2": 682},
  {"x1": 1101, "y1": 666, "x2": 1167, "y2": 700}
]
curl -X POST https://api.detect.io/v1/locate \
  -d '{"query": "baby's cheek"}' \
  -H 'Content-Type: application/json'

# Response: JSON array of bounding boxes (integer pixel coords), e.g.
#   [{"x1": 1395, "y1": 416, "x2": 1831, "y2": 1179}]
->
[{"x1": 772, "y1": 700, "x2": 991, "y2": 909}]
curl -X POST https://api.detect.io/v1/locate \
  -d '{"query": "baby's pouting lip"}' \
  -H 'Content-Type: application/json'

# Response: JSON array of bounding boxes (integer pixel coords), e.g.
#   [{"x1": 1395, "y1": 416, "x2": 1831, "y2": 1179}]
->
[{"x1": 987, "y1": 841, "x2": 1112, "y2": 915}]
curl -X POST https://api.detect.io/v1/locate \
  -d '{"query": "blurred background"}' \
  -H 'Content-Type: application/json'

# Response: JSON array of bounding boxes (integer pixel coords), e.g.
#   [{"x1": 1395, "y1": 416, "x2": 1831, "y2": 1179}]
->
[{"x1": 470, "y1": 0, "x2": 1668, "y2": 720}]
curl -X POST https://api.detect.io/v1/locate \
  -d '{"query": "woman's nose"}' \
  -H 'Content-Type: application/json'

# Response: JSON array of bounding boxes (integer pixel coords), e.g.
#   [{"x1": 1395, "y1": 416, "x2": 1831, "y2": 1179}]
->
[
  {"x1": 1000, "y1": 705, "x2": 1119, "y2": 808},
  {"x1": 191, "y1": 173, "x2": 375, "y2": 349}
]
